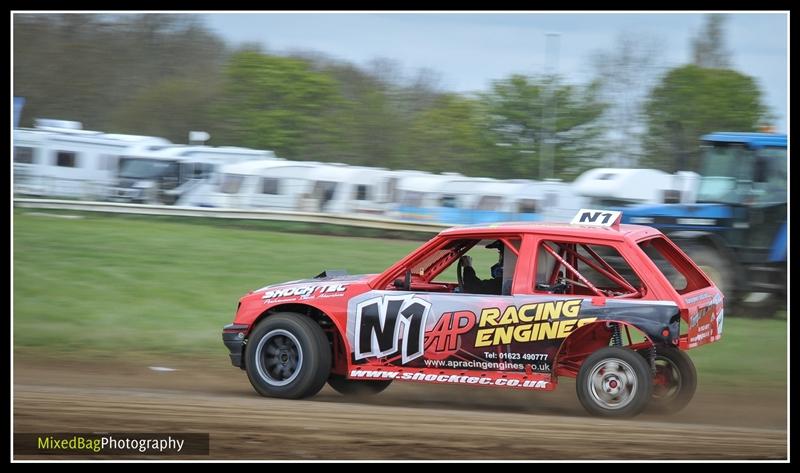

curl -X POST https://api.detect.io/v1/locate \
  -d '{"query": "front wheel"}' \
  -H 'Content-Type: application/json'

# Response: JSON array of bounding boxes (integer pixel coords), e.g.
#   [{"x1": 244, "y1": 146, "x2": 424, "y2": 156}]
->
[
  {"x1": 328, "y1": 374, "x2": 392, "y2": 396},
  {"x1": 576, "y1": 347, "x2": 652, "y2": 417},
  {"x1": 245, "y1": 313, "x2": 331, "y2": 399},
  {"x1": 639, "y1": 346, "x2": 697, "y2": 414}
]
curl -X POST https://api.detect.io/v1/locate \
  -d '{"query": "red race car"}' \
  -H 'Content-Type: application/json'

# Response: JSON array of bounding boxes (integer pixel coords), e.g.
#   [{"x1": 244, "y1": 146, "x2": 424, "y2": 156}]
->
[{"x1": 223, "y1": 209, "x2": 724, "y2": 417}]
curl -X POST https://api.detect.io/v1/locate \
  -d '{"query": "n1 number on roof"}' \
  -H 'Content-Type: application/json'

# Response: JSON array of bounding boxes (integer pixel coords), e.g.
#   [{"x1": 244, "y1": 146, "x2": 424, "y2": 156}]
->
[{"x1": 570, "y1": 209, "x2": 622, "y2": 227}]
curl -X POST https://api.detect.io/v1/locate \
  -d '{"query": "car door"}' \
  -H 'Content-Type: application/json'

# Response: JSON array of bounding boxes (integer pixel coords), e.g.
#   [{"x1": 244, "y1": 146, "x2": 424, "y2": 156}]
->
[{"x1": 345, "y1": 234, "x2": 563, "y2": 374}]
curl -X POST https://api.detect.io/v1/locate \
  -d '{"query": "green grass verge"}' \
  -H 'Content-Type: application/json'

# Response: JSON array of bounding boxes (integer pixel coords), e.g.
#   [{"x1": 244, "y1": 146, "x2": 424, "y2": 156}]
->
[
  {"x1": 13, "y1": 210, "x2": 786, "y2": 389},
  {"x1": 13, "y1": 210, "x2": 420, "y2": 358}
]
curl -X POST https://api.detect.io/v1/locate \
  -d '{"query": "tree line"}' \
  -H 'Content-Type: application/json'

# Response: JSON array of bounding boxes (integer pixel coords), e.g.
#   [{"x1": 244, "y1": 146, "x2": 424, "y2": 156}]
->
[{"x1": 14, "y1": 14, "x2": 771, "y2": 179}]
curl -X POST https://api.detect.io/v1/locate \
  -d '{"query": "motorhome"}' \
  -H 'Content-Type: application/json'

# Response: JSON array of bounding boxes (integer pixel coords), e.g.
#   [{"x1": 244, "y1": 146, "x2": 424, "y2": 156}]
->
[
  {"x1": 107, "y1": 144, "x2": 276, "y2": 205},
  {"x1": 13, "y1": 119, "x2": 171, "y2": 199}
]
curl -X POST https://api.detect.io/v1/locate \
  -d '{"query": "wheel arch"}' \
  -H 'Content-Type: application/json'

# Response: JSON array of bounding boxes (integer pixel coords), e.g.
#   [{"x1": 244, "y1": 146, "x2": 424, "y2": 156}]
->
[
  {"x1": 248, "y1": 303, "x2": 348, "y2": 374},
  {"x1": 553, "y1": 319, "x2": 655, "y2": 380}
]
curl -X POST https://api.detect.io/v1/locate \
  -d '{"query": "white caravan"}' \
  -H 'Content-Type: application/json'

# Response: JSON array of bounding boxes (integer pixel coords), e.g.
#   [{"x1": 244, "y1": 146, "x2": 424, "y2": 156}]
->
[
  {"x1": 13, "y1": 119, "x2": 171, "y2": 199},
  {"x1": 179, "y1": 160, "x2": 398, "y2": 214},
  {"x1": 388, "y1": 172, "x2": 462, "y2": 221},
  {"x1": 107, "y1": 144, "x2": 276, "y2": 205},
  {"x1": 572, "y1": 168, "x2": 699, "y2": 207},
  {"x1": 494, "y1": 179, "x2": 586, "y2": 222},
  {"x1": 431, "y1": 177, "x2": 509, "y2": 224},
  {"x1": 178, "y1": 160, "x2": 309, "y2": 209}
]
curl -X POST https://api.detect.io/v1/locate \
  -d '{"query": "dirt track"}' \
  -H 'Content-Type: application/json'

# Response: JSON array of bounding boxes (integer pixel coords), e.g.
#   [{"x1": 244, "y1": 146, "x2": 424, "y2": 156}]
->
[{"x1": 13, "y1": 356, "x2": 787, "y2": 460}]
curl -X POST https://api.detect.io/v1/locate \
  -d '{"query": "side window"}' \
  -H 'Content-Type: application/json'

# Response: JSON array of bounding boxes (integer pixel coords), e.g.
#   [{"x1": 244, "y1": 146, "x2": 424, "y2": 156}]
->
[
  {"x1": 194, "y1": 163, "x2": 207, "y2": 179},
  {"x1": 180, "y1": 163, "x2": 194, "y2": 184},
  {"x1": 517, "y1": 199, "x2": 538, "y2": 214},
  {"x1": 638, "y1": 237, "x2": 711, "y2": 295},
  {"x1": 219, "y1": 174, "x2": 244, "y2": 194},
  {"x1": 354, "y1": 184, "x2": 370, "y2": 201},
  {"x1": 261, "y1": 178, "x2": 280, "y2": 195},
  {"x1": 440, "y1": 195, "x2": 457, "y2": 208},
  {"x1": 476, "y1": 195, "x2": 502, "y2": 211},
  {"x1": 534, "y1": 240, "x2": 643, "y2": 298},
  {"x1": 56, "y1": 151, "x2": 77, "y2": 168},
  {"x1": 751, "y1": 148, "x2": 787, "y2": 204},
  {"x1": 385, "y1": 177, "x2": 399, "y2": 203},
  {"x1": 14, "y1": 146, "x2": 34, "y2": 164},
  {"x1": 429, "y1": 237, "x2": 522, "y2": 295}
]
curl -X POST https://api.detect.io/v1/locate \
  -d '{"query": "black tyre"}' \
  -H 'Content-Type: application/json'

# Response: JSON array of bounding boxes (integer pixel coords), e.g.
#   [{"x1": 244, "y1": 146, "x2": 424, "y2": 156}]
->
[
  {"x1": 245, "y1": 312, "x2": 331, "y2": 399},
  {"x1": 328, "y1": 374, "x2": 392, "y2": 396},
  {"x1": 639, "y1": 346, "x2": 697, "y2": 414},
  {"x1": 576, "y1": 347, "x2": 652, "y2": 418}
]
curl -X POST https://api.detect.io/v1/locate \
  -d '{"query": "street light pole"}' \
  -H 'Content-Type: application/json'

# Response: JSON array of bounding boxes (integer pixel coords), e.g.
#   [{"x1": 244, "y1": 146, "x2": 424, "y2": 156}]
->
[{"x1": 539, "y1": 32, "x2": 560, "y2": 180}]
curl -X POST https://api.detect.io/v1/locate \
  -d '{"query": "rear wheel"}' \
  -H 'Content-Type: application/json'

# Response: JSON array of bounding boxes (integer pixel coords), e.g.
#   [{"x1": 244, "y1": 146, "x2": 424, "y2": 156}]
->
[
  {"x1": 328, "y1": 374, "x2": 392, "y2": 396},
  {"x1": 639, "y1": 346, "x2": 697, "y2": 414},
  {"x1": 245, "y1": 313, "x2": 331, "y2": 399},
  {"x1": 576, "y1": 347, "x2": 652, "y2": 417}
]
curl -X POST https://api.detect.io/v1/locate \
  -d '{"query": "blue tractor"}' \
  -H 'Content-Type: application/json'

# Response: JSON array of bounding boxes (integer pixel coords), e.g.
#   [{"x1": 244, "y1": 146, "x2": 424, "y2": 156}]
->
[{"x1": 622, "y1": 132, "x2": 787, "y2": 317}]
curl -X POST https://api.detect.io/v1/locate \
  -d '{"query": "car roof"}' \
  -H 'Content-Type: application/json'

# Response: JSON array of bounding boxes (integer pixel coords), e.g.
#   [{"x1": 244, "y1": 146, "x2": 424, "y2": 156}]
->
[{"x1": 439, "y1": 221, "x2": 662, "y2": 243}]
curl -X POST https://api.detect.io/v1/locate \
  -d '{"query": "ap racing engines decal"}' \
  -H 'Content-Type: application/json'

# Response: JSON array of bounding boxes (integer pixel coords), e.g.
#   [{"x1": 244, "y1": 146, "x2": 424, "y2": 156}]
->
[{"x1": 346, "y1": 292, "x2": 604, "y2": 374}]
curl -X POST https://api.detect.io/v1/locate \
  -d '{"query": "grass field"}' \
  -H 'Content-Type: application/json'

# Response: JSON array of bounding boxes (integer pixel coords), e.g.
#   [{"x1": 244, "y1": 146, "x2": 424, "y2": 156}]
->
[{"x1": 13, "y1": 210, "x2": 787, "y2": 389}]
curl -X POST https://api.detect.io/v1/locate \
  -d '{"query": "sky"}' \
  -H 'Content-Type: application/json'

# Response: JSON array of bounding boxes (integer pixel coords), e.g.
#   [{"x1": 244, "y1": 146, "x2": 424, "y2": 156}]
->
[{"x1": 202, "y1": 12, "x2": 789, "y2": 133}]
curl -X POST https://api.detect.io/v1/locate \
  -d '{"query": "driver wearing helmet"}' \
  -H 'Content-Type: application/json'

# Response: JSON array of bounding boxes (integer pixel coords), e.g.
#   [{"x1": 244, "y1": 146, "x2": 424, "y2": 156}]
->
[{"x1": 460, "y1": 240, "x2": 505, "y2": 295}]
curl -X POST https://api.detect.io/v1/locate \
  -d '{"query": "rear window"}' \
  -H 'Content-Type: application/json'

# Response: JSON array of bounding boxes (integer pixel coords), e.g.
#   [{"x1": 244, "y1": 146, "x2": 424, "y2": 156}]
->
[{"x1": 638, "y1": 237, "x2": 711, "y2": 294}]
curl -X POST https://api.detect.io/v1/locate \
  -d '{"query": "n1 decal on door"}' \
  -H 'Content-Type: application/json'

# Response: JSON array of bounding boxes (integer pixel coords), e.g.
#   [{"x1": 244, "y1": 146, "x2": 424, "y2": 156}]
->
[{"x1": 353, "y1": 294, "x2": 431, "y2": 364}]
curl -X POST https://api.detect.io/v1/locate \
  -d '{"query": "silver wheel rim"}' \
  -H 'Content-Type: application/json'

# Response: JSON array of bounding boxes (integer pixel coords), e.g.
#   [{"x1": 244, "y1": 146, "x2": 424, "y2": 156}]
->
[
  {"x1": 255, "y1": 329, "x2": 304, "y2": 387},
  {"x1": 588, "y1": 358, "x2": 638, "y2": 410}
]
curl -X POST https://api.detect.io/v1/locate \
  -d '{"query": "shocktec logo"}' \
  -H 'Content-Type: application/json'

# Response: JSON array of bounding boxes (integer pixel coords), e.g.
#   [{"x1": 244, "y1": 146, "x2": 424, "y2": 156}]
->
[{"x1": 261, "y1": 283, "x2": 348, "y2": 301}]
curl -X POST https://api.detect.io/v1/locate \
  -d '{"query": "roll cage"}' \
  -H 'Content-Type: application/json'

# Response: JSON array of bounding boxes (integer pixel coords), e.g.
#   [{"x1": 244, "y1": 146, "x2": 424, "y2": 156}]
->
[{"x1": 539, "y1": 241, "x2": 642, "y2": 298}]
